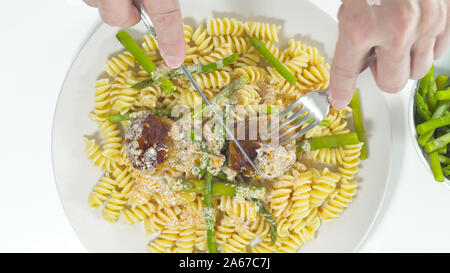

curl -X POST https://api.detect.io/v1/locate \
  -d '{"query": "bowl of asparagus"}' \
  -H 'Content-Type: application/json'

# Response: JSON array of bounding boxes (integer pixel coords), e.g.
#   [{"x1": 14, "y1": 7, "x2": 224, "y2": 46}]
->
[{"x1": 410, "y1": 49, "x2": 450, "y2": 185}]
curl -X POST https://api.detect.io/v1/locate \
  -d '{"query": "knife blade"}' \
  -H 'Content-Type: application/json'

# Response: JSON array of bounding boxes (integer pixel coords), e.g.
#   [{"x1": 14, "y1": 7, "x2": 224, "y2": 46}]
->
[{"x1": 133, "y1": 0, "x2": 263, "y2": 176}]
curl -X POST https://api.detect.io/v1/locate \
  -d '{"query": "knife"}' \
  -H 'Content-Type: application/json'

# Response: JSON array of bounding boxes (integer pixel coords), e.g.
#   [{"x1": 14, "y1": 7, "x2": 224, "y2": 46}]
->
[{"x1": 133, "y1": 0, "x2": 263, "y2": 176}]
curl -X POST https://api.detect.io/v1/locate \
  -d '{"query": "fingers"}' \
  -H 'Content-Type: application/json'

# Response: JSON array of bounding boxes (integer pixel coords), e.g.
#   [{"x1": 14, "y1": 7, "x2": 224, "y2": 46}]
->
[
  {"x1": 143, "y1": 0, "x2": 185, "y2": 68},
  {"x1": 434, "y1": 2, "x2": 450, "y2": 59},
  {"x1": 410, "y1": 39, "x2": 436, "y2": 79},
  {"x1": 329, "y1": 35, "x2": 371, "y2": 110},
  {"x1": 98, "y1": 0, "x2": 140, "y2": 28},
  {"x1": 372, "y1": 46, "x2": 411, "y2": 93}
]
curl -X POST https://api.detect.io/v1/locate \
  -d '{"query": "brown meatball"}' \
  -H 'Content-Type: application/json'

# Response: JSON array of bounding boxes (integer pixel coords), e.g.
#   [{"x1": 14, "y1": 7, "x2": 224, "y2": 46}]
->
[
  {"x1": 229, "y1": 139, "x2": 261, "y2": 176},
  {"x1": 125, "y1": 114, "x2": 173, "y2": 172}
]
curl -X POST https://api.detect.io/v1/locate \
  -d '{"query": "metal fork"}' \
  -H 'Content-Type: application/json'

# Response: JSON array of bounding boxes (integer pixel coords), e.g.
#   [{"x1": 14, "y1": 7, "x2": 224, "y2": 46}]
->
[{"x1": 269, "y1": 52, "x2": 376, "y2": 146}]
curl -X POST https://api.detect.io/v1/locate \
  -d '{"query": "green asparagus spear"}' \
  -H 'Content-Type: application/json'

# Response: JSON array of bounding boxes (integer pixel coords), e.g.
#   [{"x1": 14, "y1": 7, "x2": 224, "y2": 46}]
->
[
  {"x1": 350, "y1": 92, "x2": 368, "y2": 159},
  {"x1": 167, "y1": 53, "x2": 239, "y2": 77},
  {"x1": 443, "y1": 165, "x2": 450, "y2": 177},
  {"x1": 418, "y1": 130, "x2": 434, "y2": 147},
  {"x1": 250, "y1": 38, "x2": 297, "y2": 85},
  {"x1": 116, "y1": 30, "x2": 175, "y2": 94},
  {"x1": 214, "y1": 171, "x2": 229, "y2": 182},
  {"x1": 438, "y1": 146, "x2": 447, "y2": 154},
  {"x1": 248, "y1": 198, "x2": 277, "y2": 244},
  {"x1": 131, "y1": 79, "x2": 152, "y2": 89},
  {"x1": 415, "y1": 92, "x2": 432, "y2": 122},
  {"x1": 296, "y1": 133, "x2": 359, "y2": 152},
  {"x1": 189, "y1": 75, "x2": 249, "y2": 120},
  {"x1": 179, "y1": 179, "x2": 265, "y2": 199},
  {"x1": 425, "y1": 132, "x2": 450, "y2": 153},
  {"x1": 131, "y1": 54, "x2": 239, "y2": 89},
  {"x1": 189, "y1": 128, "x2": 213, "y2": 154},
  {"x1": 418, "y1": 66, "x2": 434, "y2": 97},
  {"x1": 437, "y1": 90, "x2": 450, "y2": 101},
  {"x1": 439, "y1": 154, "x2": 450, "y2": 165},
  {"x1": 417, "y1": 101, "x2": 450, "y2": 146},
  {"x1": 416, "y1": 115, "x2": 450, "y2": 134},
  {"x1": 429, "y1": 152, "x2": 445, "y2": 182},
  {"x1": 436, "y1": 75, "x2": 449, "y2": 91},
  {"x1": 203, "y1": 172, "x2": 217, "y2": 253},
  {"x1": 107, "y1": 108, "x2": 172, "y2": 122}
]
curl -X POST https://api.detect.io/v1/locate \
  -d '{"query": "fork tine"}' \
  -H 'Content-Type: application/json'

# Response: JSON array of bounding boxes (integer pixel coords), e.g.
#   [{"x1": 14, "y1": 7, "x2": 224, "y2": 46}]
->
[
  {"x1": 277, "y1": 107, "x2": 307, "y2": 132},
  {"x1": 267, "y1": 96, "x2": 304, "y2": 131},
  {"x1": 277, "y1": 112, "x2": 313, "y2": 140},
  {"x1": 280, "y1": 119, "x2": 320, "y2": 145}
]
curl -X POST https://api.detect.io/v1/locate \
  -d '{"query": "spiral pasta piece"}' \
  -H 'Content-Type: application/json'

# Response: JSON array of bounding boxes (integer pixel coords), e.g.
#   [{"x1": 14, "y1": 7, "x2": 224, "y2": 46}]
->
[
  {"x1": 235, "y1": 66, "x2": 267, "y2": 83},
  {"x1": 99, "y1": 120, "x2": 122, "y2": 160},
  {"x1": 83, "y1": 137, "x2": 117, "y2": 173},
  {"x1": 223, "y1": 229, "x2": 256, "y2": 253},
  {"x1": 138, "y1": 83, "x2": 163, "y2": 108},
  {"x1": 207, "y1": 18, "x2": 245, "y2": 37},
  {"x1": 310, "y1": 168, "x2": 341, "y2": 208},
  {"x1": 147, "y1": 226, "x2": 179, "y2": 253},
  {"x1": 245, "y1": 22, "x2": 281, "y2": 42},
  {"x1": 231, "y1": 84, "x2": 260, "y2": 106},
  {"x1": 111, "y1": 87, "x2": 139, "y2": 114},
  {"x1": 89, "y1": 79, "x2": 111, "y2": 122},
  {"x1": 172, "y1": 225, "x2": 197, "y2": 253},
  {"x1": 232, "y1": 51, "x2": 261, "y2": 68},
  {"x1": 121, "y1": 201, "x2": 157, "y2": 225},
  {"x1": 269, "y1": 175, "x2": 294, "y2": 218},
  {"x1": 192, "y1": 43, "x2": 233, "y2": 65},
  {"x1": 193, "y1": 70, "x2": 231, "y2": 90},
  {"x1": 192, "y1": 24, "x2": 213, "y2": 55},
  {"x1": 218, "y1": 196, "x2": 258, "y2": 221},
  {"x1": 288, "y1": 170, "x2": 313, "y2": 231},
  {"x1": 88, "y1": 173, "x2": 117, "y2": 209},
  {"x1": 213, "y1": 36, "x2": 251, "y2": 54},
  {"x1": 105, "y1": 51, "x2": 135, "y2": 77},
  {"x1": 338, "y1": 142, "x2": 364, "y2": 180},
  {"x1": 320, "y1": 178, "x2": 358, "y2": 220}
]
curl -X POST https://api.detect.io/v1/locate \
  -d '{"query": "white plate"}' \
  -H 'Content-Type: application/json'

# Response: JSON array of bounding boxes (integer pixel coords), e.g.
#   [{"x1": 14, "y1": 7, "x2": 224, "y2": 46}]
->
[{"x1": 52, "y1": 0, "x2": 392, "y2": 252}]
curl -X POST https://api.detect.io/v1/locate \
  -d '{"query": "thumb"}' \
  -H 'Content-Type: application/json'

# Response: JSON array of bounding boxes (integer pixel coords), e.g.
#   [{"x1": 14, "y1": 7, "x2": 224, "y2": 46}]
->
[
  {"x1": 144, "y1": 0, "x2": 185, "y2": 68},
  {"x1": 329, "y1": 35, "x2": 369, "y2": 110}
]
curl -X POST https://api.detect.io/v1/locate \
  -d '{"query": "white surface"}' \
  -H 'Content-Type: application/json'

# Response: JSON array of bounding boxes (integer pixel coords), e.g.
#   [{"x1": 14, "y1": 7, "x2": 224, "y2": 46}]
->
[
  {"x1": 52, "y1": 0, "x2": 391, "y2": 252},
  {"x1": 2, "y1": 0, "x2": 450, "y2": 252}
]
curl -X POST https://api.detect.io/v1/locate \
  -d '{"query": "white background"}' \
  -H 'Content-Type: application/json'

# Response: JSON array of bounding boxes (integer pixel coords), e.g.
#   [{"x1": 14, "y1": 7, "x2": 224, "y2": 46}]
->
[{"x1": 1, "y1": 0, "x2": 450, "y2": 252}]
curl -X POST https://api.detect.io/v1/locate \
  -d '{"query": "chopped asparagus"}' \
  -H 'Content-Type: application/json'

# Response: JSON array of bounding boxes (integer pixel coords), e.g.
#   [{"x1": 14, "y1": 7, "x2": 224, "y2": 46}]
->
[
  {"x1": 250, "y1": 38, "x2": 297, "y2": 85},
  {"x1": 248, "y1": 198, "x2": 277, "y2": 244},
  {"x1": 350, "y1": 93, "x2": 368, "y2": 159},
  {"x1": 416, "y1": 115, "x2": 450, "y2": 135},
  {"x1": 168, "y1": 53, "x2": 239, "y2": 77},
  {"x1": 436, "y1": 75, "x2": 449, "y2": 91},
  {"x1": 425, "y1": 132, "x2": 450, "y2": 153},
  {"x1": 437, "y1": 90, "x2": 450, "y2": 101},
  {"x1": 203, "y1": 172, "x2": 216, "y2": 253},
  {"x1": 439, "y1": 154, "x2": 450, "y2": 165},
  {"x1": 429, "y1": 152, "x2": 444, "y2": 182},
  {"x1": 179, "y1": 179, "x2": 265, "y2": 199},
  {"x1": 130, "y1": 54, "x2": 239, "y2": 89},
  {"x1": 296, "y1": 133, "x2": 359, "y2": 152},
  {"x1": 415, "y1": 92, "x2": 432, "y2": 122},
  {"x1": 116, "y1": 30, "x2": 175, "y2": 94},
  {"x1": 107, "y1": 108, "x2": 172, "y2": 122},
  {"x1": 189, "y1": 75, "x2": 249, "y2": 120}
]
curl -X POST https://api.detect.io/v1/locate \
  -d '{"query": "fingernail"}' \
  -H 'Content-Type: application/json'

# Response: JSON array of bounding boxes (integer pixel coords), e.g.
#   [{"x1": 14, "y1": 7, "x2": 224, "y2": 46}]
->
[
  {"x1": 162, "y1": 55, "x2": 183, "y2": 68},
  {"x1": 332, "y1": 99, "x2": 348, "y2": 110}
]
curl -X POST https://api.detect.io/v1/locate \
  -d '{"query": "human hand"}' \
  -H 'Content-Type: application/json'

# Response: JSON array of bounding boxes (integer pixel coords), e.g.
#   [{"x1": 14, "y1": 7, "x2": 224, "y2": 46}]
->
[
  {"x1": 329, "y1": 0, "x2": 450, "y2": 109},
  {"x1": 84, "y1": 0, "x2": 186, "y2": 68}
]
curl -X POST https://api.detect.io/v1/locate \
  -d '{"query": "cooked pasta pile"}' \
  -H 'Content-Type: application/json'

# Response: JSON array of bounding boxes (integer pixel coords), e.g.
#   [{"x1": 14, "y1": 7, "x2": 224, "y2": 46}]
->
[{"x1": 83, "y1": 18, "x2": 363, "y2": 253}]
